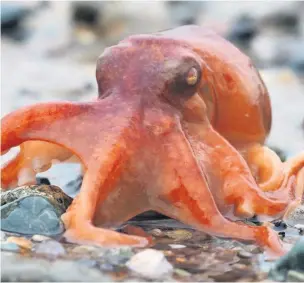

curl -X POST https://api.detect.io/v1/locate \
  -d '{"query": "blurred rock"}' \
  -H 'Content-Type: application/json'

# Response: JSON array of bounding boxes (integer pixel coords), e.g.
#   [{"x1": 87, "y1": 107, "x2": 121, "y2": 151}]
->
[
  {"x1": 36, "y1": 177, "x2": 51, "y2": 185},
  {"x1": 284, "y1": 205, "x2": 304, "y2": 226},
  {"x1": 100, "y1": 247, "x2": 134, "y2": 266},
  {"x1": 1, "y1": 254, "x2": 112, "y2": 282},
  {"x1": 126, "y1": 249, "x2": 173, "y2": 279},
  {"x1": 1, "y1": 2, "x2": 31, "y2": 41},
  {"x1": 269, "y1": 237, "x2": 304, "y2": 281},
  {"x1": 34, "y1": 240, "x2": 65, "y2": 258},
  {"x1": 71, "y1": 1, "x2": 169, "y2": 48},
  {"x1": 226, "y1": 14, "x2": 258, "y2": 49},
  {"x1": 0, "y1": 242, "x2": 20, "y2": 253},
  {"x1": 7, "y1": 236, "x2": 32, "y2": 250},
  {"x1": 166, "y1": 1, "x2": 204, "y2": 26},
  {"x1": 287, "y1": 270, "x2": 304, "y2": 282},
  {"x1": 260, "y1": 9, "x2": 301, "y2": 35},
  {"x1": 1, "y1": 185, "x2": 72, "y2": 236},
  {"x1": 0, "y1": 231, "x2": 7, "y2": 241},
  {"x1": 31, "y1": 234, "x2": 52, "y2": 242}
]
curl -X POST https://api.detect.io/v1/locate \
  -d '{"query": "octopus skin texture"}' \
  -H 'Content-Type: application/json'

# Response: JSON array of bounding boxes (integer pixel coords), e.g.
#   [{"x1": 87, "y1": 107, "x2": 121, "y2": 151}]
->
[{"x1": 1, "y1": 25, "x2": 304, "y2": 256}]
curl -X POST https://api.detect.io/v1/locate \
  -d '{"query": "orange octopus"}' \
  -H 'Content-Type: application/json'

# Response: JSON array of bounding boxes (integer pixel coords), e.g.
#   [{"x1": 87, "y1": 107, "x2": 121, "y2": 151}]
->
[{"x1": 1, "y1": 26, "x2": 304, "y2": 256}]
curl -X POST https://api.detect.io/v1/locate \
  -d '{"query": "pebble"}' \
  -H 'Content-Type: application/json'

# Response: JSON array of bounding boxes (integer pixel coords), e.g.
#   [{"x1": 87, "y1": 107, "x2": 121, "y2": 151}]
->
[
  {"x1": 174, "y1": 268, "x2": 191, "y2": 277},
  {"x1": 7, "y1": 236, "x2": 32, "y2": 250},
  {"x1": 237, "y1": 250, "x2": 253, "y2": 259},
  {"x1": 244, "y1": 245, "x2": 262, "y2": 254},
  {"x1": 101, "y1": 247, "x2": 134, "y2": 266},
  {"x1": 31, "y1": 234, "x2": 51, "y2": 242},
  {"x1": 285, "y1": 205, "x2": 304, "y2": 226},
  {"x1": 169, "y1": 244, "x2": 186, "y2": 249},
  {"x1": 1, "y1": 185, "x2": 72, "y2": 236},
  {"x1": 287, "y1": 270, "x2": 304, "y2": 282},
  {"x1": 72, "y1": 245, "x2": 100, "y2": 254},
  {"x1": 34, "y1": 240, "x2": 65, "y2": 257},
  {"x1": 1, "y1": 254, "x2": 111, "y2": 282},
  {"x1": 1, "y1": 242, "x2": 20, "y2": 252},
  {"x1": 150, "y1": 228, "x2": 163, "y2": 237},
  {"x1": 126, "y1": 249, "x2": 173, "y2": 279},
  {"x1": 0, "y1": 230, "x2": 7, "y2": 241},
  {"x1": 165, "y1": 229, "x2": 193, "y2": 241}
]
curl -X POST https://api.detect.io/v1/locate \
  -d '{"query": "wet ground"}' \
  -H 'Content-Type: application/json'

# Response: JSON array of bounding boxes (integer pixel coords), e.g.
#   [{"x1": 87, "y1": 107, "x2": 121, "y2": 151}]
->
[{"x1": 1, "y1": 1, "x2": 304, "y2": 282}]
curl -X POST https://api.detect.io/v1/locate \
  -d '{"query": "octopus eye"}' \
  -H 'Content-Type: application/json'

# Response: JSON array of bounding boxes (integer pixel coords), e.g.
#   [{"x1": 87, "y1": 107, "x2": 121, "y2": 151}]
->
[{"x1": 186, "y1": 67, "x2": 199, "y2": 86}]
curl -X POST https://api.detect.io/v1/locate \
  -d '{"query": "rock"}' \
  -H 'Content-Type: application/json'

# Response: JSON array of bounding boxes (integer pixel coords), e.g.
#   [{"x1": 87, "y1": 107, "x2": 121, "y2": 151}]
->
[
  {"x1": 287, "y1": 270, "x2": 304, "y2": 282},
  {"x1": 31, "y1": 234, "x2": 52, "y2": 242},
  {"x1": 1, "y1": 185, "x2": 72, "y2": 236},
  {"x1": 273, "y1": 220, "x2": 288, "y2": 231},
  {"x1": 0, "y1": 231, "x2": 6, "y2": 241},
  {"x1": 0, "y1": 2, "x2": 32, "y2": 41},
  {"x1": 285, "y1": 205, "x2": 304, "y2": 226},
  {"x1": 169, "y1": 244, "x2": 186, "y2": 249},
  {"x1": 34, "y1": 240, "x2": 65, "y2": 258},
  {"x1": 1, "y1": 242, "x2": 20, "y2": 252},
  {"x1": 174, "y1": 268, "x2": 191, "y2": 277},
  {"x1": 237, "y1": 250, "x2": 253, "y2": 259},
  {"x1": 100, "y1": 247, "x2": 134, "y2": 266},
  {"x1": 166, "y1": 1, "x2": 204, "y2": 26},
  {"x1": 150, "y1": 228, "x2": 164, "y2": 237},
  {"x1": 76, "y1": 258, "x2": 98, "y2": 269},
  {"x1": 36, "y1": 177, "x2": 51, "y2": 185},
  {"x1": 126, "y1": 249, "x2": 173, "y2": 279},
  {"x1": 72, "y1": 245, "x2": 100, "y2": 255},
  {"x1": 269, "y1": 237, "x2": 304, "y2": 281},
  {"x1": 1, "y1": 253, "x2": 112, "y2": 282},
  {"x1": 7, "y1": 236, "x2": 32, "y2": 250},
  {"x1": 164, "y1": 229, "x2": 193, "y2": 241},
  {"x1": 226, "y1": 14, "x2": 258, "y2": 48}
]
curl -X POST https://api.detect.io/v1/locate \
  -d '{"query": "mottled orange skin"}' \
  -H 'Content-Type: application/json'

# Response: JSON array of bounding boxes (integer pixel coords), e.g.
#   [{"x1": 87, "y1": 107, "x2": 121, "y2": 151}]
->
[{"x1": 1, "y1": 26, "x2": 304, "y2": 255}]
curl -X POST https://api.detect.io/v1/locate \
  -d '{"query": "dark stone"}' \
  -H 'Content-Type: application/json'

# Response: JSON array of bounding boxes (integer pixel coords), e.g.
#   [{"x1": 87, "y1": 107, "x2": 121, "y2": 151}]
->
[
  {"x1": 273, "y1": 220, "x2": 287, "y2": 231},
  {"x1": 1, "y1": 2, "x2": 31, "y2": 41},
  {"x1": 1, "y1": 185, "x2": 72, "y2": 236},
  {"x1": 72, "y1": 3, "x2": 100, "y2": 26},
  {"x1": 269, "y1": 237, "x2": 304, "y2": 281},
  {"x1": 226, "y1": 14, "x2": 258, "y2": 47},
  {"x1": 36, "y1": 177, "x2": 51, "y2": 185}
]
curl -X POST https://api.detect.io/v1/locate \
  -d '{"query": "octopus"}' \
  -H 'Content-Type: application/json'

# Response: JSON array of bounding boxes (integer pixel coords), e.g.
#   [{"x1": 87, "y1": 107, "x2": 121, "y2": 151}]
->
[{"x1": 1, "y1": 25, "x2": 304, "y2": 256}]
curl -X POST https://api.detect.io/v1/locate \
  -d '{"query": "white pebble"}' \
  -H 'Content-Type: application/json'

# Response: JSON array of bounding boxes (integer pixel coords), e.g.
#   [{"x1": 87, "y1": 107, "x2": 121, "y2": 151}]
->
[
  {"x1": 0, "y1": 231, "x2": 7, "y2": 241},
  {"x1": 126, "y1": 249, "x2": 173, "y2": 279},
  {"x1": 31, "y1": 235, "x2": 51, "y2": 242},
  {"x1": 169, "y1": 244, "x2": 186, "y2": 249}
]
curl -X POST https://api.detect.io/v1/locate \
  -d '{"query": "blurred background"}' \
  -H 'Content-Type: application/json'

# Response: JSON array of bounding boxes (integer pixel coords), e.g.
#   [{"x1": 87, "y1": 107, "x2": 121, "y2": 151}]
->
[{"x1": 1, "y1": 1, "x2": 304, "y2": 194}]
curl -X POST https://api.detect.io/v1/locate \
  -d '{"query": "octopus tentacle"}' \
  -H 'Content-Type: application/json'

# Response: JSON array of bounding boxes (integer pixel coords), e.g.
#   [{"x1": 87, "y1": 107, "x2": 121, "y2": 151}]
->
[
  {"x1": 1, "y1": 141, "x2": 77, "y2": 189},
  {"x1": 244, "y1": 144, "x2": 285, "y2": 192},
  {"x1": 183, "y1": 123, "x2": 288, "y2": 218},
  {"x1": 156, "y1": 129, "x2": 285, "y2": 255},
  {"x1": 1, "y1": 101, "x2": 97, "y2": 165},
  {"x1": 62, "y1": 116, "x2": 149, "y2": 247}
]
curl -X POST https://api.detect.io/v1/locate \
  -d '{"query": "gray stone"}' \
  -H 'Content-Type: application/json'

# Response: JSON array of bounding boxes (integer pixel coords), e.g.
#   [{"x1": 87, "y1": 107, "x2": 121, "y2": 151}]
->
[
  {"x1": 287, "y1": 270, "x2": 304, "y2": 282},
  {"x1": 269, "y1": 237, "x2": 304, "y2": 281},
  {"x1": 0, "y1": 242, "x2": 20, "y2": 252},
  {"x1": 285, "y1": 205, "x2": 304, "y2": 227},
  {"x1": 1, "y1": 185, "x2": 72, "y2": 236},
  {"x1": 34, "y1": 240, "x2": 65, "y2": 258},
  {"x1": 1, "y1": 253, "x2": 112, "y2": 282}
]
